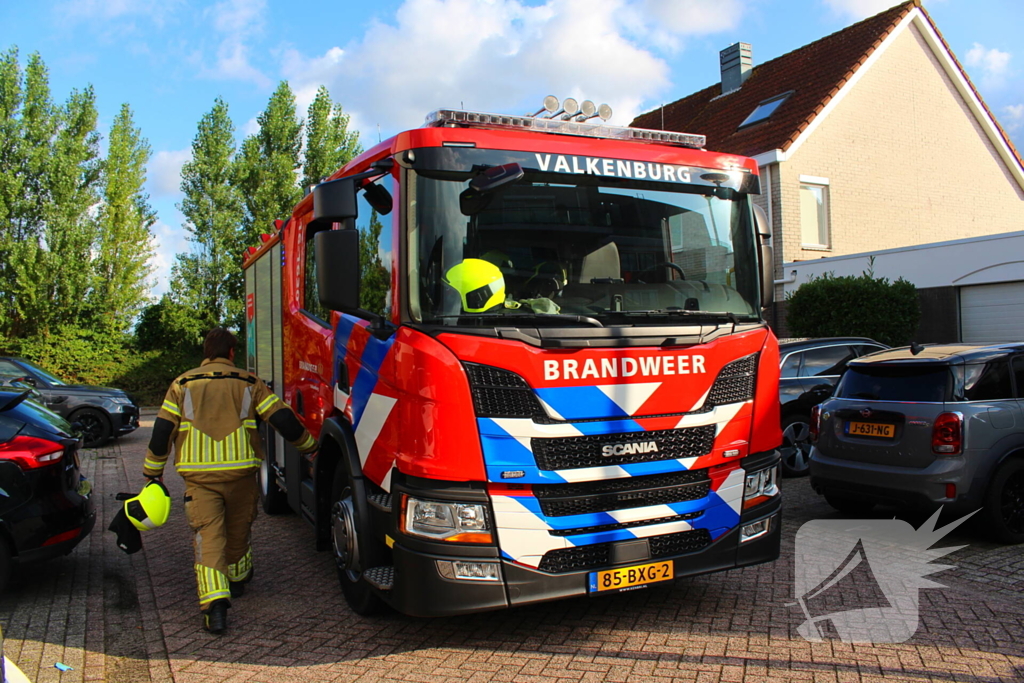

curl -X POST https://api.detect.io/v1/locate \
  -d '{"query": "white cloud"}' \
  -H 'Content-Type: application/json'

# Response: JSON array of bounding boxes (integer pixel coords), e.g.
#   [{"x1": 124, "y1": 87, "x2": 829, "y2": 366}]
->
[
  {"x1": 199, "y1": 0, "x2": 271, "y2": 88},
  {"x1": 966, "y1": 42, "x2": 1012, "y2": 88},
  {"x1": 147, "y1": 149, "x2": 191, "y2": 199},
  {"x1": 281, "y1": 0, "x2": 738, "y2": 136},
  {"x1": 147, "y1": 216, "x2": 188, "y2": 299},
  {"x1": 822, "y1": 0, "x2": 914, "y2": 20},
  {"x1": 1004, "y1": 104, "x2": 1024, "y2": 132}
]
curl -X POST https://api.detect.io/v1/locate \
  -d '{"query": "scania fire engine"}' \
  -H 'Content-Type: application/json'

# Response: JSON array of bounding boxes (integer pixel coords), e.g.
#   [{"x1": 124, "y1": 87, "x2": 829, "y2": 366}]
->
[{"x1": 242, "y1": 99, "x2": 782, "y2": 616}]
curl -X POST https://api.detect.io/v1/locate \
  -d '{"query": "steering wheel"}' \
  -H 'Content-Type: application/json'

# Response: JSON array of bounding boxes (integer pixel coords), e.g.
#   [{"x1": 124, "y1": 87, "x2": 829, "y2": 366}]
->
[{"x1": 637, "y1": 262, "x2": 686, "y2": 281}]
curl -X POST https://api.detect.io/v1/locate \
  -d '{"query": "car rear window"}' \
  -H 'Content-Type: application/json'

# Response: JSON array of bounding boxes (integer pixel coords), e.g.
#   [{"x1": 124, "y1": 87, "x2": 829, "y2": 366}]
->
[
  {"x1": 3, "y1": 396, "x2": 73, "y2": 435},
  {"x1": 836, "y1": 365, "x2": 954, "y2": 402}
]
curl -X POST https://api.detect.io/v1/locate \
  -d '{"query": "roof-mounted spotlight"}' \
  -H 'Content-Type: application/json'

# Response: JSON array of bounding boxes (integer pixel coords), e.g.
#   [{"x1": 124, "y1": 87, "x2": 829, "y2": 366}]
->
[
  {"x1": 530, "y1": 95, "x2": 560, "y2": 118},
  {"x1": 557, "y1": 98, "x2": 580, "y2": 120},
  {"x1": 574, "y1": 100, "x2": 597, "y2": 122},
  {"x1": 597, "y1": 103, "x2": 613, "y2": 121}
]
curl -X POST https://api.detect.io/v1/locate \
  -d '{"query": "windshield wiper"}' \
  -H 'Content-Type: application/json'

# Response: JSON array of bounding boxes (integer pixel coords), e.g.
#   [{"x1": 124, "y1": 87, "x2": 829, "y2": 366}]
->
[
  {"x1": 603, "y1": 309, "x2": 746, "y2": 322},
  {"x1": 428, "y1": 313, "x2": 604, "y2": 328}
]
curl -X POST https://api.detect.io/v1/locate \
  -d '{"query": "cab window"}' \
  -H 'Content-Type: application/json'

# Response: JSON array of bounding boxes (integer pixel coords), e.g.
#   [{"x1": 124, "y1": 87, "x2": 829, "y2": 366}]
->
[
  {"x1": 354, "y1": 172, "x2": 395, "y2": 317},
  {"x1": 303, "y1": 227, "x2": 331, "y2": 326}
]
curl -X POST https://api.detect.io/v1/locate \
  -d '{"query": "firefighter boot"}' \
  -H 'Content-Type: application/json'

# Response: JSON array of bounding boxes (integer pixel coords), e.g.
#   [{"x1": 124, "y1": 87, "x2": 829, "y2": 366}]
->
[
  {"x1": 203, "y1": 599, "x2": 230, "y2": 634},
  {"x1": 229, "y1": 568, "x2": 254, "y2": 599}
]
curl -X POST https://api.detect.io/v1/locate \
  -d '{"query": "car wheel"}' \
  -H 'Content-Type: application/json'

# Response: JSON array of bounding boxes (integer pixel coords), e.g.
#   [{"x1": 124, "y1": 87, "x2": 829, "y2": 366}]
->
[
  {"x1": 331, "y1": 465, "x2": 386, "y2": 615},
  {"x1": 259, "y1": 457, "x2": 289, "y2": 515},
  {"x1": 780, "y1": 415, "x2": 813, "y2": 477},
  {"x1": 0, "y1": 537, "x2": 11, "y2": 594},
  {"x1": 983, "y1": 458, "x2": 1024, "y2": 544},
  {"x1": 72, "y1": 408, "x2": 111, "y2": 448},
  {"x1": 824, "y1": 492, "x2": 876, "y2": 516}
]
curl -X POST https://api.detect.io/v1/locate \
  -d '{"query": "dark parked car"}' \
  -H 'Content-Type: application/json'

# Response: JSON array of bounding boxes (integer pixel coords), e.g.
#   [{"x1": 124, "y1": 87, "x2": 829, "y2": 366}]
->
[
  {"x1": 0, "y1": 389, "x2": 95, "y2": 593},
  {"x1": 809, "y1": 342, "x2": 1024, "y2": 543},
  {"x1": 0, "y1": 357, "x2": 139, "y2": 448},
  {"x1": 778, "y1": 338, "x2": 888, "y2": 477}
]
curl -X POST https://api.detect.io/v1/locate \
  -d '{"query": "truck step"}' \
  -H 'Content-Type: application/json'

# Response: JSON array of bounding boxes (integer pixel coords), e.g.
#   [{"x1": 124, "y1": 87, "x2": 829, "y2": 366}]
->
[
  {"x1": 367, "y1": 493, "x2": 392, "y2": 512},
  {"x1": 363, "y1": 566, "x2": 394, "y2": 591}
]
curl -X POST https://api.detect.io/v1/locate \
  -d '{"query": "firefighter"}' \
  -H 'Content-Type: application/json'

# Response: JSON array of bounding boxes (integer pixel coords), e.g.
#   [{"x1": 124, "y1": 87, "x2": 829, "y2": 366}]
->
[{"x1": 143, "y1": 328, "x2": 316, "y2": 634}]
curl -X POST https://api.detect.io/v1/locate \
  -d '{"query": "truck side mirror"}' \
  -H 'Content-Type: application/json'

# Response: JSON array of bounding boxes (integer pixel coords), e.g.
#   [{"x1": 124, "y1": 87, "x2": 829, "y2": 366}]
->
[
  {"x1": 314, "y1": 229, "x2": 360, "y2": 312},
  {"x1": 312, "y1": 176, "x2": 358, "y2": 228},
  {"x1": 752, "y1": 203, "x2": 774, "y2": 309}
]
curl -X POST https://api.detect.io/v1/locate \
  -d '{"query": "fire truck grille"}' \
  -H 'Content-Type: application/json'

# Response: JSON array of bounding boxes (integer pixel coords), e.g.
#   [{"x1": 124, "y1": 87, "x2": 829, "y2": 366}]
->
[
  {"x1": 531, "y1": 425, "x2": 715, "y2": 471},
  {"x1": 537, "y1": 528, "x2": 713, "y2": 573},
  {"x1": 464, "y1": 363, "x2": 546, "y2": 419},
  {"x1": 548, "y1": 512, "x2": 703, "y2": 536},
  {"x1": 649, "y1": 528, "x2": 713, "y2": 558},
  {"x1": 464, "y1": 366, "x2": 548, "y2": 419},
  {"x1": 706, "y1": 353, "x2": 758, "y2": 406},
  {"x1": 535, "y1": 469, "x2": 710, "y2": 517}
]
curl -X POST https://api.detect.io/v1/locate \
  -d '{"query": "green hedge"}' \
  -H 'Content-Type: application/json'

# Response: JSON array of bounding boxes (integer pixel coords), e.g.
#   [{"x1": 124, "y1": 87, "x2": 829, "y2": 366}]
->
[
  {"x1": 0, "y1": 326, "x2": 203, "y2": 406},
  {"x1": 785, "y1": 272, "x2": 920, "y2": 347}
]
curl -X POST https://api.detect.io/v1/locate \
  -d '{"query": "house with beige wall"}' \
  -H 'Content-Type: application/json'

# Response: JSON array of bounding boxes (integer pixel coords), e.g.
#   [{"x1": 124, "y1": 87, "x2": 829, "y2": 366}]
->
[{"x1": 632, "y1": 0, "x2": 1024, "y2": 340}]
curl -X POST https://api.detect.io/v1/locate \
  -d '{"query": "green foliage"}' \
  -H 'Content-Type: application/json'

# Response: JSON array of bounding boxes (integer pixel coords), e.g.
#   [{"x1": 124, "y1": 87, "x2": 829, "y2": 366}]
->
[
  {"x1": 234, "y1": 81, "x2": 303, "y2": 248},
  {"x1": 91, "y1": 103, "x2": 156, "y2": 331},
  {"x1": 786, "y1": 271, "x2": 921, "y2": 346},
  {"x1": 173, "y1": 97, "x2": 245, "y2": 329},
  {"x1": 302, "y1": 85, "x2": 361, "y2": 190},
  {"x1": 134, "y1": 295, "x2": 207, "y2": 353}
]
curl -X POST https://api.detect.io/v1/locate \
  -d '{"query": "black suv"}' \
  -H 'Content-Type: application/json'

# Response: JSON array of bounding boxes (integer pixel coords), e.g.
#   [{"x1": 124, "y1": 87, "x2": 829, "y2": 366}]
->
[
  {"x1": 778, "y1": 338, "x2": 888, "y2": 477},
  {"x1": 0, "y1": 357, "x2": 139, "y2": 448}
]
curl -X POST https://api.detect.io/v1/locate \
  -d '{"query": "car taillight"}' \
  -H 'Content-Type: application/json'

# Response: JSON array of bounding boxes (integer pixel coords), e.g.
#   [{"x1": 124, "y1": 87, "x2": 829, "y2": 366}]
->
[
  {"x1": 0, "y1": 435, "x2": 64, "y2": 470},
  {"x1": 932, "y1": 412, "x2": 962, "y2": 455},
  {"x1": 809, "y1": 405, "x2": 821, "y2": 442}
]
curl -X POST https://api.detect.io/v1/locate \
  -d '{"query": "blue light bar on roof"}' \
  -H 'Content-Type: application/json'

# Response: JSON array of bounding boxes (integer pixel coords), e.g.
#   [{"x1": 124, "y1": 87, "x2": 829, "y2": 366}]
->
[{"x1": 423, "y1": 109, "x2": 706, "y2": 150}]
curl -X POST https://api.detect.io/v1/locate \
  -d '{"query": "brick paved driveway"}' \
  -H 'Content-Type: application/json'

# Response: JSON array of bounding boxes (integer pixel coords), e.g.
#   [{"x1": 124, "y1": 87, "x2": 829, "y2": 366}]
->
[{"x1": 3, "y1": 414, "x2": 1023, "y2": 682}]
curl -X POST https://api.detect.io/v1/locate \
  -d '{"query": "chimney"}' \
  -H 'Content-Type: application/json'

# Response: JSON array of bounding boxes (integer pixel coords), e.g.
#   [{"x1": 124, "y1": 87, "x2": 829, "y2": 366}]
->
[{"x1": 720, "y1": 42, "x2": 752, "y2": 94}]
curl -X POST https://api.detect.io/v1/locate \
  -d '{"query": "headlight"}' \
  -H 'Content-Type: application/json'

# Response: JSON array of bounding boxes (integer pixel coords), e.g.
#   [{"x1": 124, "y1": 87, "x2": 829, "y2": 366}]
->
[
  {"x1": 401, "y1": 496, "x2": 493, "y2": 543},
  {"x1": 743, "y1": 465, "x2": 779, "y2": 509},
  {"x1": 110, "y1": 397, "x2": 133, "y2": 405}
]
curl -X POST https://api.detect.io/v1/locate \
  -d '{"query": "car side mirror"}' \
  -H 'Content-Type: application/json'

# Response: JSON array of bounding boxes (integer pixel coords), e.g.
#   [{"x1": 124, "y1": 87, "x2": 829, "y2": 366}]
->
[{"x1": 314, "y1": 228, "x2": 360, "y2": 312}]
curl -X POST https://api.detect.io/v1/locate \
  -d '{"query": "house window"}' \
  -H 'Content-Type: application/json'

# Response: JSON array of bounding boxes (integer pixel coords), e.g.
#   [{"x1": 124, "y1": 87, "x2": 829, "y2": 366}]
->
[
  {"x1": 739, "y1": 91, "x2": 792, "y2": 128},
  {"x1": 799, "y1": 179, "x2": 830, "y2": 248}
]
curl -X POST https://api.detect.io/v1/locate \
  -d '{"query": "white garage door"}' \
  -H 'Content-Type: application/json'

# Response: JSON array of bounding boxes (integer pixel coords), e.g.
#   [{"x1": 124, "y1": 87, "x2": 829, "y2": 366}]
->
[{"x1": 960, "y1": 281, "x2": 1024, "y2": 342}]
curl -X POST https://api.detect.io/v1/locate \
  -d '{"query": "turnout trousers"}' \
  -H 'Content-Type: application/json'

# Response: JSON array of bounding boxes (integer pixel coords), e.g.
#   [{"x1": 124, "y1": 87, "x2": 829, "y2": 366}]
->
[{"x1": 183, "y1": 473, "x2": 259, "y2": 608}]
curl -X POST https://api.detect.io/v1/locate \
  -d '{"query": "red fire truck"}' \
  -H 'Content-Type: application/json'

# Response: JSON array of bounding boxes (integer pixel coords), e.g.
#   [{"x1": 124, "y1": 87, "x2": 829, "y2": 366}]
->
[{"x1": 242, "y1": 103, "x2": 782, "y2": 616}]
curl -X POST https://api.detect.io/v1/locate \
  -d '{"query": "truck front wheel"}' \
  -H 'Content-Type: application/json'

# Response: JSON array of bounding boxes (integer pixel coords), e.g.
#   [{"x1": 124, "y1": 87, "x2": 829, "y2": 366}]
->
[{"x1": 331, "y1": 466, "x2": 385, "y2": 615}]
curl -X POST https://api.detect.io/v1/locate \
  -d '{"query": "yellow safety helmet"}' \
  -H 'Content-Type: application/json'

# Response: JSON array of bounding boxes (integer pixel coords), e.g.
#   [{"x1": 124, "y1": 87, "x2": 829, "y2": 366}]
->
[
  {"x1": 124, "y1": 480, "x2": 171, "y2": 531},
  {"x1": 444, "y1": 258, "x2": 506, "y2": 313}
]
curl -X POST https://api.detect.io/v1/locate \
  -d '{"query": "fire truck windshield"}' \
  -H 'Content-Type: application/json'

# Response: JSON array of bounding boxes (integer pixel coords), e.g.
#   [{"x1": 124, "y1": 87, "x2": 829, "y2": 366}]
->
[{"x1": 408, "y1": 165, "x2": 761, "y2": 326}]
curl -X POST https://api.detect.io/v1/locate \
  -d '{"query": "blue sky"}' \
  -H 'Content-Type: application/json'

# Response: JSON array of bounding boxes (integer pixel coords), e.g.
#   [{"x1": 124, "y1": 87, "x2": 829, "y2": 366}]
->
[{"x1": 2, "y1": 0, "x2": 1021, "y2": 298}]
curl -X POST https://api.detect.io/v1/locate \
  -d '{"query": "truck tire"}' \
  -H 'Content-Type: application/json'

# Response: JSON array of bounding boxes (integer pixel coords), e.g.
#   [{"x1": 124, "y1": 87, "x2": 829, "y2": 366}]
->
[
  {"x1": 983, "y1": 458, "x2": 1024, "y2": 544},
  {"x1": 73, "y1": 407, "x2": 111, "y2": 449},
  {"x1": 331, "y1": 465, "x2": 386, "y2": 615},
  {"x1": 259, "y1": 457, "x2": 289, "y2": 515}
]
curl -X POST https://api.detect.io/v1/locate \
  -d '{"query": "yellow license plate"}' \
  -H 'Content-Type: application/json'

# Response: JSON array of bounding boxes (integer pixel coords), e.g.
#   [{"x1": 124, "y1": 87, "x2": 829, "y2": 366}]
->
[
  {"x1": 589, "y1": 560, "x2": 674, "y2": 592},
  {"x1": 847, "y1": 421, "x2": 895, "y2": 438}
]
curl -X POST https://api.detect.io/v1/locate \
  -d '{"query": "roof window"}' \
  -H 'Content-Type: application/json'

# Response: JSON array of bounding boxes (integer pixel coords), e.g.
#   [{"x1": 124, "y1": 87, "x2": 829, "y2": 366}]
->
[{"x1": 739, "y1": 91, "x2": 793, "y2": 128}]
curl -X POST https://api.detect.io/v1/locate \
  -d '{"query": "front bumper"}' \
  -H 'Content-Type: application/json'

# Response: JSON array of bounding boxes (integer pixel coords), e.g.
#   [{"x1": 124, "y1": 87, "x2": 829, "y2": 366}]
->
[
  {"x1": 385, "y1": 498, "x2": 781, "y2": 617},
  {"x1": 114, "y1": 405, "x2": 140, "y2": 435},
  {"x1": 809, "y1": 447, "x2": 980, "y2": 510}
]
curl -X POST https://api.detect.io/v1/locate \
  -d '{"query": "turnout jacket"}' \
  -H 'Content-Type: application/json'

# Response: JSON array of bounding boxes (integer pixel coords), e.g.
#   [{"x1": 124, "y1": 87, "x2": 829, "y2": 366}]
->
[{"x1": 144, "y1": 358, "x2": 316, "y2": 484}]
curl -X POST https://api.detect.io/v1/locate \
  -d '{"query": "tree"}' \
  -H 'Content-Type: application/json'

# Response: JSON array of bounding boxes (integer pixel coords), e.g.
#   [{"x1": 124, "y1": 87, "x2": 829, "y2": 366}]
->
[
  {"x1": 173, "y1": 97, "x2": 245, "y2": 328},
  {"x1": 302, "y1": 85, "x2": 361, "y2": 190},
  {"x1": 0, "y1": 49, "x2": 102, "y2": 338},
  {"x1": 786, "y1": 271, "x2": 920, "y2": 346},
  {"x1": 234, "y1": 81, "x2": 302, "y2": 247},
  {"x1": 90, "y1": 103, "x2": 156, "y2": 331}
]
